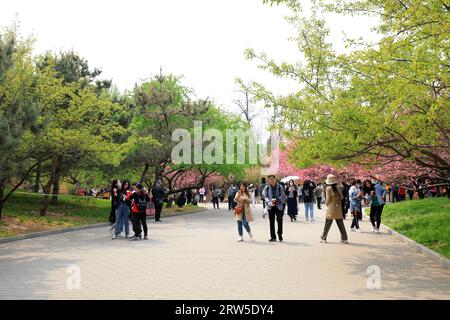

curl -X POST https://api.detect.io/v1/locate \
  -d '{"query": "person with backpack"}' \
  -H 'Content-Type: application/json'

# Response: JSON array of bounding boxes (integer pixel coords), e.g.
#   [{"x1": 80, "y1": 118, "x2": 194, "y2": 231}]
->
[
  {"x1": 129, "y1": 183, "x2": 150, "y2": 241},
  {"x1": 302, "y1": 180, "x2": 316, "y2": 222},
  {"x1": 320, "y1": 174, "x2": 349, "y2": 244},
  {"x1": 263, "y1": 175, "x2": 287, "y2": 242},
  {"x1": 112, "y1": 180, "x2": 132, "y2": 240}
]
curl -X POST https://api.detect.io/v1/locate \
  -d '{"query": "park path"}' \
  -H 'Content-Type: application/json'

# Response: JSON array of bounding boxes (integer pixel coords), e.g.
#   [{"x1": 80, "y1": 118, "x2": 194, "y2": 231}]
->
[{"x1": 0, "y1": 203, "x2": 449, "y2": 299}]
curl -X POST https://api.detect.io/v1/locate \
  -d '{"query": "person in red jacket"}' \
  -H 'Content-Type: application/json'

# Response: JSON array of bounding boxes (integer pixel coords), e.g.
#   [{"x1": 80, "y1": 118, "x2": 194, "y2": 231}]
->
[
  {"x1": 130, "y1": 183, "x2": 151, "y2": 241},
  {"x1": 398, "y1": 186, "x2": 406, "y2": 201}
]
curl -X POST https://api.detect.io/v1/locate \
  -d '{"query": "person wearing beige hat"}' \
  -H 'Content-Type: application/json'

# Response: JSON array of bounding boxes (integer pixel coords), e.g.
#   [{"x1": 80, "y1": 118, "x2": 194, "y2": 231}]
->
[{"x1": 320, "y1": 174, "x2": 349, "y2": 244}]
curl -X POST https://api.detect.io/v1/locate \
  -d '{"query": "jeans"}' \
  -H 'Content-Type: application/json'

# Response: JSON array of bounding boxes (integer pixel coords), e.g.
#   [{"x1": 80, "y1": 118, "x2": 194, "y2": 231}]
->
[
  {"x1": 304, "y1": 202, "x2": 314, "y2": 220},
  {"x1": 237, "y1": 211, "x2": 251, "y2": 236},
  {"x1": 370, "y1": 204, "x2": 384, "y2": 229},
  {"x1": 268, "y1": 206, "x2": 283, "y2": 240},
  {"x1": 115, "y1": 203, "x2": 130, "y2": 237}
]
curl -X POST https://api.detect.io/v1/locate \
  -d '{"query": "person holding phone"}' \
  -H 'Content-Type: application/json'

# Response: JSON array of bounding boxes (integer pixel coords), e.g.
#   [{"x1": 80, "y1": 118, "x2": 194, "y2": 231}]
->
[
  {"x1": 233, "y1": 182, "x2": 254, "y2": 242},
  {"x1": 263, "y1": 175, "x2": 287, "y2": 242}
]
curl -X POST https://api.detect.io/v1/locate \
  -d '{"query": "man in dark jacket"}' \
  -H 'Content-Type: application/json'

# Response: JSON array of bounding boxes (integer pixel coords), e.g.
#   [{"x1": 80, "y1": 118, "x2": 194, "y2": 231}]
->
[{"x1": 151, "y1": 181, "x2": 165, "y2": 222}]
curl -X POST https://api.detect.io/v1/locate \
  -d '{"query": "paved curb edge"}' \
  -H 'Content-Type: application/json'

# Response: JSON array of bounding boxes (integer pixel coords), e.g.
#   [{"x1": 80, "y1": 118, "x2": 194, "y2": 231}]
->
[
  {"x1": 0, "y1": 207, "x2": 207, "y2": 245},
  {"x1": 364, "y1": 208, "x2": 450, "y2": 270}
]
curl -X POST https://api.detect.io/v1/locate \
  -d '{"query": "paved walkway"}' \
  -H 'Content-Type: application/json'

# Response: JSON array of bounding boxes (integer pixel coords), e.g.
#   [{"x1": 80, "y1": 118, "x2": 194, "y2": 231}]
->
[{"x1": 0, "y1": 204, "x2": 449, "y2": 299}]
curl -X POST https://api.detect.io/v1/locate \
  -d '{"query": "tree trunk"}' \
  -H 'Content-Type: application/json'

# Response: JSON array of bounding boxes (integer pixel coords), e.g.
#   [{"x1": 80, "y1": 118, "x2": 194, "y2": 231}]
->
[
  {"x1": 40, "y1": 157, "x2": 58, "y2": 216},
  {"x1": 155, "y1": 163, "x2": 164, "y2": 184},
  {"x1": 51, "y1": 176, "x2": 60, "y2": 205},
  {"x1": 0, "y1": 179, "x2": 6, "y2": 221},
  {"x1": 50, "y1": 157, "x2": 62, "y2": 204},
  {"x1": 140, "y1": 163, "x2": 150, "y2": 184},
  {"x1": 33, "y1": 162, "x2": 41, "y2": 193}
]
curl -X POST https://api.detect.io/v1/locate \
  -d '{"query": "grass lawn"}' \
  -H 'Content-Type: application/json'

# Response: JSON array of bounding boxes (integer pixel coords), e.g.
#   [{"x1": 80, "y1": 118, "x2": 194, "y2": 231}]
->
[
  {"x1": 381, "y1": 197, "x2": 450, "y2": 259},
  {"x1": 0, "y1": 191, "x2": 205, "y2": 238}
]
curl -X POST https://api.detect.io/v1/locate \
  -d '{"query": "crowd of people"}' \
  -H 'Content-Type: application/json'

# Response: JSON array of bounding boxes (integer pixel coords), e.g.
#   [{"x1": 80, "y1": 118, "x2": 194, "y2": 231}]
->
[
  {"x1": 107, "y1": 174, "x2": 447, "y2": 243},
  {"x1": 108, "y1": 179, "x2": 165, "y2": 240},
  {"x1": 226, "y1": 175, "x2": 390, "y2": 243}
]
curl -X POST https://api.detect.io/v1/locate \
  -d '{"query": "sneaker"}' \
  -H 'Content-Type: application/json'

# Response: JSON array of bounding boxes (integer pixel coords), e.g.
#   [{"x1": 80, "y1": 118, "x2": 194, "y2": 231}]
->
[
  {"x1": 341, "y1": 240, "x2": 349, "y2": 244},
  {"x1": 294, "y1": 216, "x2": 297, "y2": 221},
  {"x1": 351, "y1": 227, "x2": 356, "y2": 232},
  {"x1": 278, "y1": 235, "x2": 283, "y2": 242},
  {"x1": 237, "y1": 236, "x2": 244, "y2": 242},
  {"x1": 112, "y1": 235, "x2": 118, "y2": 240},
  {"x1": 248, "y1": 232, "x2": 254, "y2": 241},
  {"x1": 268, "y1": 238, "x2": 277, "y2": 242},
  {"x1": 320, "y1": 238, "x2": 327, "y2": 243},
  {"x1": 143, "y1": 236, "x2": 148, "y2": 240},
  {"x1": 356, "y1": 228, "x2": 362, "y2": 233},
  {"x1": 371, "y1": 227, "x2": 376, "y2": 233},
  {"x1": 311, "y1": 219, "x2": 315, "y2": 222},
  {"x1": 375, "y1": 228, "x2": 380, "y2": 234},
  {"x1": 305, "y1": 218, "x2": 309, "y2": 222}
]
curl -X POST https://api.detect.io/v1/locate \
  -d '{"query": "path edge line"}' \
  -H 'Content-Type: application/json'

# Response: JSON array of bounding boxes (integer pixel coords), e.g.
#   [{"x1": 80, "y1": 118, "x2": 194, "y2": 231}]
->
[
  {"x1": 0, "y1": 207, "x2": 207, "y2": 245},
  {"x1": 364, "y1": 208, "x2": 450, "y2": 270}
]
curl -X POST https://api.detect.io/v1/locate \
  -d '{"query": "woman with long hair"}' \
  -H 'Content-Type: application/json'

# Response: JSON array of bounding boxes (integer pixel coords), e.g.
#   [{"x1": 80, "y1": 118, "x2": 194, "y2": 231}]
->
[
  {"x1": 112, "y1": 180, "x2": 132, "y2": 240},
  {"x1": 108, "y1": 179, "x2": 120, "y2": 236},
  {"x1": 320, "y1": 174, "x2": 349, "y2": 244},
  {"x1": 286, "y1": 180, "x2": 298, "y2": 222},
  {"x1": 233, "y1": 182, "x2": 254, "y2": 242}
]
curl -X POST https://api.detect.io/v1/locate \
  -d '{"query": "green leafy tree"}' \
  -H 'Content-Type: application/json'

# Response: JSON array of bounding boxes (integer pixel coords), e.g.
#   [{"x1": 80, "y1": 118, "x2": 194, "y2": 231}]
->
[
  {"x1": 243, "y1": 0, "x2": 449, "y2": 182},
  {"x1": 0, "y1": 26, "x2": 40, "y2": 220}
]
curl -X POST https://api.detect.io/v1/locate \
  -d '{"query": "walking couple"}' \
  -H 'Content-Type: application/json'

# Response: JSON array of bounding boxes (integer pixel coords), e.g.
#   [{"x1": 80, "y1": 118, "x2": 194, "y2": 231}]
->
[{"x1": 232, "y1": 175, "x2": 287, "y2": 243}]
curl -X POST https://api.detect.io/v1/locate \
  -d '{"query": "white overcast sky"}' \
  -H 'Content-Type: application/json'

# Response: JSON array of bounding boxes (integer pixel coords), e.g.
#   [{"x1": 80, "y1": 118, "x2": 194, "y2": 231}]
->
[{"x1": 1, "y1": 0, "x2": 379, "y2": 133}]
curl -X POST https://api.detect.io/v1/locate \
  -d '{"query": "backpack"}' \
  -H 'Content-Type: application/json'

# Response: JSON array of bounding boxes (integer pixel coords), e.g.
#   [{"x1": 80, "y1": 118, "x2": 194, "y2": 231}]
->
[{"x1": 136, "y1": 193, "x2": 148, "y2": 212}]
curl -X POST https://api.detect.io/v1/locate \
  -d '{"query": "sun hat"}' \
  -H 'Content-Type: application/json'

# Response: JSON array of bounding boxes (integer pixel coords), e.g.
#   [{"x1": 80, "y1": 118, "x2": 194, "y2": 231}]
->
[{"x1": 325, "y1": 174, "x2": 338, "y2": 185}]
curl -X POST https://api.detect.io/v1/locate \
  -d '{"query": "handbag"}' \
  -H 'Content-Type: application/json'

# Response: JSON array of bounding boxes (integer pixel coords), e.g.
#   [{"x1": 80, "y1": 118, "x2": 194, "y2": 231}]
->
[{"x1": 234, "y1": 205, "x2": 244, "y2": 215}]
